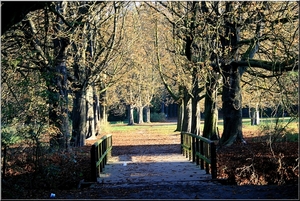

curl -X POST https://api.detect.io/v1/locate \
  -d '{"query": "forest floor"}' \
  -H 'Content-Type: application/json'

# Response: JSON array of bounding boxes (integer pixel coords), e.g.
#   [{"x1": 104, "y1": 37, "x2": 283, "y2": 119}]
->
[{"x1": 1, "y1": 122, "x2": 299, "y2": 199}]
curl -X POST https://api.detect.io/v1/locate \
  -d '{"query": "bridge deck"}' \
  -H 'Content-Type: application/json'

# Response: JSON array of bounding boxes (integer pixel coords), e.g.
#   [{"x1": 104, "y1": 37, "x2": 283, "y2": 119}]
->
[
  {"x1": 98, "y1": 153, "x2": 211, "y2": 185},
  {"x1": 89, "y1": 153, "x2": 298, "y2": 200}
]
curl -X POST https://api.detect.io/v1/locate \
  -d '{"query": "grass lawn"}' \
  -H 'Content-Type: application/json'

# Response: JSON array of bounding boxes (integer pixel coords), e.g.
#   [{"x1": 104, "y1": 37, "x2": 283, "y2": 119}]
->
[
  {"x1": 102, "y1": 122, "x2": 178, "y2": 135},
  {"x1": 104, "y1": 117, "x2": 299, "y2": 142}
]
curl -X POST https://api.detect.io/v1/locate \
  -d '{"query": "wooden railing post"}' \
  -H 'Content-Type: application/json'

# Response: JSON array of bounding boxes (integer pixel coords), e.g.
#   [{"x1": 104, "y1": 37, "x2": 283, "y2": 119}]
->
[{"x1": 109, "y1": 135, "x2": 112, "y2": 157}]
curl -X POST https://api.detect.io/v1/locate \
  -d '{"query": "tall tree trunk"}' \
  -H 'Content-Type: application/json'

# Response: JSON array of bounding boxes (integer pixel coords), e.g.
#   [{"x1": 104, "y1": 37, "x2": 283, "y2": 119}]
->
[
  {"x1": 99, "y1": 103, "x2": 107, "y2": 125},
  {"x1": 218, "y1": 2, "x2": 246, "y2": 146},
  {"x1": 255, "y1": 103, "x2": 260, "y2": 125},
  {"x1": 176, "y1": 101, "x2": 183, "y2": 131},
  {"x1": 250, "y1": 103, "x2": 260, "y2": 125},
  {"x1": 182, "y1": 94, "x2": 192, "y2": 133},
  {"x1": 195, "y1": 100, "x2": 202, "y2": 136},
  {"x1": 186, "y1": 98, "x2": 192, "y2": 133},
  {"x1": 203, "y1": 72, "x2": 219, "y2": 139},
  {"x1": 137, "y1": 106, "x2": 144, "y2": 124},
  {"x1": 71, "y1": 88, "x2": 86, "y2": 147},
  {"x1": 86, "y1": 84, "x2": 96, "y2": 139},
  {"x1": 99, "y1": 89, "x2": 108, "y2": 125},
  {"x1": 220, "y1": 64, "x2": 245, "y2": 146},
  {"x1": 145, "y1": 106, "x2": 151, "y2": 123},
  {"x1": 128, "y1": 104, "x2": 135, "y2": 125},
  {"x1": 94, "y1": 86, "x2": 100, "y2": 135},
  {"x1": 49, "y1": 1, "x2": 70, "y2": 150},
  {"x1": 191, "y1": 67, "x2": 200, "y2": 135},
  {"x1": 48, "y1": 62, "x2": 70, "y2": 149}
]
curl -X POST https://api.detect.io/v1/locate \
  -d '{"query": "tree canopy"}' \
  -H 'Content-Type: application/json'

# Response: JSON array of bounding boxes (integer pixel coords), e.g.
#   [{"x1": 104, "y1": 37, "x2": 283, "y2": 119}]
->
[{"x1": 1, "y1": 1, "x2": 298, "y2": 149}]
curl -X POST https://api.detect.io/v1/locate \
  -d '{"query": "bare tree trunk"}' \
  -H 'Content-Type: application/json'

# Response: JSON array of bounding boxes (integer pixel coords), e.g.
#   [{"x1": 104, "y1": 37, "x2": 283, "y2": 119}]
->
[
  {"x1": 94, "y1": 86, "x2": 100, "y2": 135},
  {"x1": 220, "y1": 64, "x2": 244, "y2": 146},
  {"x1": 203, "y1": 72, "x2": 219, "y2": 139},
  {"x1": 176, "y1": 101, "x2": 183, "y2": 132},
  {"x1": 86, "y1": 84, "x2": 96, "y2": 139},
  {"x1": 137, "y1": 106, "x2": 144, "y2": 124},
  {"x1": 255, "y1": 103, "x2": 260, "y2": 125},
  {"x1": 145, "y1": 106, "x2": 151, "y2": 123},
  {"x1": 128, "y1": 104, "x2": 135, "y2": 125},
  {"x1": 71, "y1": 88, "x2": 86, "y2": 147},
  {"x1": 191, "y1": 65, "x2": 201, "y2": 135},
  {"x1": 195, "y1": 101, "x2": 202, "y2": 136},
  {"x1": 49, "y1": 2, "x2": 70, "y2": 150},
  {"x1": 250, "y1": 103, "x2": 260, "y2": 125},
  {"x1": 99, "y1": 89, "x2": 108, "y2": 125},
  {"x1": 182, "y1": 95, "x2": 192, "y2": 133},
  {"x1": 186, "y1": 98, "x2": 192, "y2": 133}
]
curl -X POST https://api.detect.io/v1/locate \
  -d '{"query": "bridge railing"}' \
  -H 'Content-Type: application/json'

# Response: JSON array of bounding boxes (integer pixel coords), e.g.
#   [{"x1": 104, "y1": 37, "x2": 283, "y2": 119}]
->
[
  {"x1": 181, "y1": 132, "x2": 217, "y2": 179},
  {"x1": 90, "y1": 134, "x2": 112, "y2": 182}
]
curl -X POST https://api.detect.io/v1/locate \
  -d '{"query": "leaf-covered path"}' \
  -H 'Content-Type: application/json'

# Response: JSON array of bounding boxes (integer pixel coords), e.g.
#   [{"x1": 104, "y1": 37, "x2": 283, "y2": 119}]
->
[{"x1": 61, "y1": 122, "x2": 297, "y2": 199}]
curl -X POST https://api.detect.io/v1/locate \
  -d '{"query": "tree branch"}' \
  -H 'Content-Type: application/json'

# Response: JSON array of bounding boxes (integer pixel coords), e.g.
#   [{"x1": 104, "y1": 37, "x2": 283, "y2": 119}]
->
[{"x1": 232, "y1": 58, "x2": 298, "y2": 72}]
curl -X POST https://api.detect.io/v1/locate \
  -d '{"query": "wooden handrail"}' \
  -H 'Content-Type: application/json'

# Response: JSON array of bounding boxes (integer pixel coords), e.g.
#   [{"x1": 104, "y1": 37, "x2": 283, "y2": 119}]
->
[
  {"x1": 90, "y1": 134, "x2": 113, "y2": 182},
  {"x1": 181, "y1": 132, "x2": 217, "y2": 179}
]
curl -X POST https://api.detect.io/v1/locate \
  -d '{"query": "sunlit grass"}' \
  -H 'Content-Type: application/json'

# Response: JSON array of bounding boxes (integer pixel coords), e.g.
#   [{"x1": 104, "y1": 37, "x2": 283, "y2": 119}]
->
[
  {"x1": 104, "y1": 117, "x2": 298, "y2": 142},
  {"x1": 213, "y1": 117, "x2": 298, "y2": 132},
  {"x1": 102, "y1": 122, "x2": 178, "y2": 135}
]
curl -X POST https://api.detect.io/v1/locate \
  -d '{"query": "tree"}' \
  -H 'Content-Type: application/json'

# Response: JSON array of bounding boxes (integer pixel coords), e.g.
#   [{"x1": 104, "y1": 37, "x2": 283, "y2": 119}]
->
[
  {"x1": 2, "y1": 1, "x2": 298, "y2": 150},
  {"x1": 68, "y1": 1, "x2": 128, "y2": 145},
  {"x1": 108, "y1": 3, "x2": 165, "y2": 125},
  {"x1": 1, "y1": 2, "x2": 73, "y2": 150},
  {"x1": 147, "y1": 1, "x2": 298, "y2": 146},
  {"x1": 1, "y1": 1, "x2": 130, "y2": 147},
  {"x1": 147, "y1": 1, "x2": 208, "y2": 134},
  {"x1": 198, "y1": 1, "x2": 298, "y2": 146}
]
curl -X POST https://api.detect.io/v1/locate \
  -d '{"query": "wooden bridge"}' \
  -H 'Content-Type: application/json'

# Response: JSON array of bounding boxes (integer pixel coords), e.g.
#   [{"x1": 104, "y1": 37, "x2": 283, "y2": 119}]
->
[
  {"x1": 90, "y1": 133, "x2": 217, "y2": 184},
  {"x1": 73, "y1": 132, "x2": 297, "y2": 199}
]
